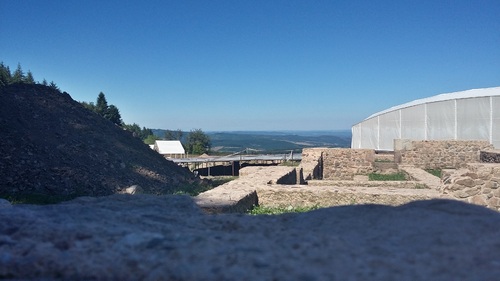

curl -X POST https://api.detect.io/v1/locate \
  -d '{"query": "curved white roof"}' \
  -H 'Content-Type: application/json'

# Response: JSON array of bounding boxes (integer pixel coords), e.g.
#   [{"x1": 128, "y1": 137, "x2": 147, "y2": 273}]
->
[{"x1": 364, "y1": 86, "x2": 500, "y2": 121}]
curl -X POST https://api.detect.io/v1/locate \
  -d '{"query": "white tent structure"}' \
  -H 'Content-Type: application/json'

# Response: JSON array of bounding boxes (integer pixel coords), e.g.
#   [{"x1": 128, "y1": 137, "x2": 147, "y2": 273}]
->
[
  {"x1": 153, "y1": 140, "x2": 186, "y2": 158},
  {"x1": 351, "y1": 87, "x2": 500, "y2": 151}
]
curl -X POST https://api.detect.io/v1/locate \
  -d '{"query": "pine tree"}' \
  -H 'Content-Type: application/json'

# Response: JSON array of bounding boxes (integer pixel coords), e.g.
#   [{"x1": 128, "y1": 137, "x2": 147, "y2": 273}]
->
[
  {"x1": 49, "y1": 81, "x2": 59, "y2": 91},
  {"x1": 105, "y1": 104, "x2": 122, "y2": 126},
  {"x1": 11, "y1": 63, "x2": 24, "y2": 84},
  {"x1": 24, "y1": 70, "x2": 35, "y2": 84},
  {"x1": 0, "y1": 62, "x2": 12, "y2": 87},
  {"x1": 95, "y1": 92, "x2": 108, "y2": 116}
]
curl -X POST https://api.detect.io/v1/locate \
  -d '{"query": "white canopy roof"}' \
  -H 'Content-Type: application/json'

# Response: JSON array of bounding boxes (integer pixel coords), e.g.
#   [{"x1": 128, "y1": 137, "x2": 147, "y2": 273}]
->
[
  {"x1": 154, "y1": 140, "x2": 185, "y2": 155},
  {"x1": 365, "y1": 86, "x2": 500, "y2": 121}
]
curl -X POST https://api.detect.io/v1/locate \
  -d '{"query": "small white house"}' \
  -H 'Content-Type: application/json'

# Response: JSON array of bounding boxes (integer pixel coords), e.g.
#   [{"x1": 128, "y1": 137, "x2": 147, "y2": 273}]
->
[{"x1": 153, "y1": 140, "x2": 185, "y2": 158}]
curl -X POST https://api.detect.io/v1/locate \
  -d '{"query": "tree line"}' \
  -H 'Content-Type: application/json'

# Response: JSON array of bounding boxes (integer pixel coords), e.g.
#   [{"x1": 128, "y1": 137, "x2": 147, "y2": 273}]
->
[
  {"x1": 1, "y1": 61, "x2": 211, "y2": 155},
  {"x1": 0, "y1": 62, "x2": 59, "y2": 90}
]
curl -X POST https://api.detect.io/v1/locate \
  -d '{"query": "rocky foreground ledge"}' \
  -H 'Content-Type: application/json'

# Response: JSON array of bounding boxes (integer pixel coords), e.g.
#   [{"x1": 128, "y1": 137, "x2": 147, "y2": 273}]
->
[{"x1": 1, "y1": 195, "x2": 499, "y2": 280}]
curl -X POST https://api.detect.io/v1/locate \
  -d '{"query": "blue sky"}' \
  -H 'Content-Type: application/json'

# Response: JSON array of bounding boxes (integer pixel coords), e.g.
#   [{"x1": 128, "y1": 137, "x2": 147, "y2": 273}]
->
[{"x1": 1, "y1": 0, "x2": 499, "y2": 131}]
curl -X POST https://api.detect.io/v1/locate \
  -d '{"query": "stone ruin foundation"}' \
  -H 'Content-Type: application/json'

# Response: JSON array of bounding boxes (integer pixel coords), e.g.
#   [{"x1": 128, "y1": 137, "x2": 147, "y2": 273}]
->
[{"x1": 196, "y1": 140, "x2": 500, "y2": 213}]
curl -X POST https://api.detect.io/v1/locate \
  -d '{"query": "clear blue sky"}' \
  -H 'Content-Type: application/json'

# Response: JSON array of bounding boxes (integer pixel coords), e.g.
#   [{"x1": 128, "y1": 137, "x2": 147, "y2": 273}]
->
[{"x1": 2, "y1": 0, "x2": 499, "y2": 131}]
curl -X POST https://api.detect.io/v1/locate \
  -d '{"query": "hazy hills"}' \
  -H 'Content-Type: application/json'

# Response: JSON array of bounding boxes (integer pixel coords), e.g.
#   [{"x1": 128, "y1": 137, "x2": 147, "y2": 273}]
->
[{"x1": 153, "y1": 129, "x2": 352, "y2": 153}]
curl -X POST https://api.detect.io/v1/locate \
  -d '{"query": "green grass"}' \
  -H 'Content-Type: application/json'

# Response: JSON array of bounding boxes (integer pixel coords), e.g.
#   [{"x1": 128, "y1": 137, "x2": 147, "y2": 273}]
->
[
  {"x1": 368, "y1": 172, "x2": 407, "y2": 181},
  {"x1": 414, "y1": 183, "x2": 428, "y2": 189},
  {"x1": 248, "y1": 205, "x2": 320, "y2": 215},
  {"x1": 425, "y1": 169, "x2": 442, "y2": 178}
]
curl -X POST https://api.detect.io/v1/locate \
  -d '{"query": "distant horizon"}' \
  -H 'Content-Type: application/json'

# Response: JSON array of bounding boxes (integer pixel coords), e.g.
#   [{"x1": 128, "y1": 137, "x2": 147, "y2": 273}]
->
[{"x1": 154, "y1": 128, "x2": 352, "y2": 136}]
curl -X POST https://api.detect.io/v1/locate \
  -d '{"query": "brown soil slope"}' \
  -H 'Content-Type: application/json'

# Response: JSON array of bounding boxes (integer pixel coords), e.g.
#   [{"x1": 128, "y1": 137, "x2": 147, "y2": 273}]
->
[{"x1": 0, "y1": 84, "x2": 195, "y2": 199}]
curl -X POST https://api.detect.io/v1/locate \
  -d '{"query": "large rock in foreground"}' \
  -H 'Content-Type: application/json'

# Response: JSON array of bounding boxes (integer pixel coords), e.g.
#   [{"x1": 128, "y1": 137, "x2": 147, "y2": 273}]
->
[{"x1": 1, "y1": 195, "x2": 499, "y2": 280}]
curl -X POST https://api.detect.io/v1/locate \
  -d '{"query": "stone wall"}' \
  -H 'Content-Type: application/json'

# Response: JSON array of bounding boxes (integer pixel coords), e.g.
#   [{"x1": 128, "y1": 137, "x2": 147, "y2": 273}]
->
[
  {"x1": 256, "y1": 186, "x2": 441, "y2": 208},
  {"x1": 300, "y1": 148, "x2": 325, "y2": 180},
  {"x1": 301, "y1": 148, "x2": 375, "y2": 180},
  {"x1": 322, "y1": 148, "x2": 374, "y2": 180},
  {"x1": 394, "y1": 139, "x2": 493, "y2": 169},
  {"x1": 441, "y1": 163, "x2": 500, "y2": 211}
]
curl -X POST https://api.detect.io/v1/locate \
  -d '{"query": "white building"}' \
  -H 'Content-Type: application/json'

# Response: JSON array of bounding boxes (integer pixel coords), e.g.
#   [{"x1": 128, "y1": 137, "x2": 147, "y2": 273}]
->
[
  {"x1": 351, "y1": 87, "x2": 500, "y2": 151},
  {"x1": 153, "y1": 140, "x2": 186, "y2": 158}
]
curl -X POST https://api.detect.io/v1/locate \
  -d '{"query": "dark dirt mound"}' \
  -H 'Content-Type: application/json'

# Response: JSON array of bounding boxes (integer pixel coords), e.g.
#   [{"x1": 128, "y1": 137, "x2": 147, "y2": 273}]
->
[{"x1": 0, "y1": 83, "x2": 195, "y2": 200}]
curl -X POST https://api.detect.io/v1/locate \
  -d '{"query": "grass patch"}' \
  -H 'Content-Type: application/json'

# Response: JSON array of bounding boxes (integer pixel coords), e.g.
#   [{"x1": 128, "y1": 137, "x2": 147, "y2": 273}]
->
[
  {"x1": 173, "y1": 176, "x2": 237, "y2": 196},
  {"x1": 425, "y1": 169, "x2": 442, "y2": 178},
  {"x1": 368, "y1": 172, "x2": 407, "y2": 181},
  {"x1": 414, "y1": 183, "x2": 428, "y2": 189},
  {"x1": 249, "y1": 205, "x2": 320, "y2": 215}
]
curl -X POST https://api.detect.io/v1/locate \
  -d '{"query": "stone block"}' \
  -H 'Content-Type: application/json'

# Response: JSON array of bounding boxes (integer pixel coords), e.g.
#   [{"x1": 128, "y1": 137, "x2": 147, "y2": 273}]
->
[
  {"x1": 473, "y1": 179, "x2": 485, "y2": 186},
  {"x1": 453, "y1": 178, "x2": 475, "y2": 188},
  {"x1": 443, "y1": 183, "x2": 463, "y2": 192},
  {"x1": 482, "y1": 188, "x2": 493, "y2": 195},
  {"x1": 487, "y1": 197, "x2": 500, "y2": 209},
  {"x1": 492, "y1": 189, "x2": 500, "y2": 198},
  {"x1": 469, "y1": 195, "x2": 488, "y2": 206},
  {"x1": 486, "y1": 181, "x2": 499, "y2": 189},
  {"x1": 454, "y1": 188, "x2": 479, "y2": 198},
  {"x1": 465, "y1": 172, "x2": 478, "y2": 179},
  {"x1": 194, "y1": 189, "x2": 258, "y2": 214}
]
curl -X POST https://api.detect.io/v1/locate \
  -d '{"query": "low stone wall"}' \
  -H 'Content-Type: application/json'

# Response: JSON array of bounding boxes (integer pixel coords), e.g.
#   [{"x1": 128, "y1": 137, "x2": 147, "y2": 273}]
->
[
  {"x1": 256, "y1": 185, "x2": 441, "y2": 208},
  {"x1": 194, "y1": 189, "x2": 258, "y2": 214},
  {"x1": 301, "y1": 148, "x2": 375, "y2": 180},
  {"x1": 441, "y1": 163, "x2": 500, "y2": 211},
  {"x1": 194, "y1": 166, "x2": 300, "y2": 214},
  {"x1": 308, "y1": 179, "x2": 430, "y2": 189},
  {"x1": 300, "y1": 148, "x2": 325, "y2": 180},
  {"x1": 322, "y1": 148, "x2": 374, "y2": 180},
  {"x1": 394, "y1": 139, "x2": 493, "y2": 169}
]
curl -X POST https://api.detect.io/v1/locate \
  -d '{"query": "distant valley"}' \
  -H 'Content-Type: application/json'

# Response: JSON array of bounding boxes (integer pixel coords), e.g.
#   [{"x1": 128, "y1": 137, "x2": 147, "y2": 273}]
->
[{"x1": 153, "y1": 130, "x2": 352, "y2": 153}]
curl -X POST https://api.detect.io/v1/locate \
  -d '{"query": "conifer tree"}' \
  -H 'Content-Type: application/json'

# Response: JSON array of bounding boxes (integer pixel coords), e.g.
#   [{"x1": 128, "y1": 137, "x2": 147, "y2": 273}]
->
[
  {"x1": 49, "y1": 81, "x2": 59, "y2": 91},
  {"x1": 24, "y1": 70, "x2": 35, "y2": 84},
  {"x1": 105, "y1": 104, "x2": 123, "y2": 126},
  {"x1": 95, "y1": 92, "x2": 108, "y2": 116},
  {"x1": 0, "y1": 62, "x2": 12, "y2": 87},
  {"x1": 11, "y1": 63, "x2": 24, "y2": 84}
]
